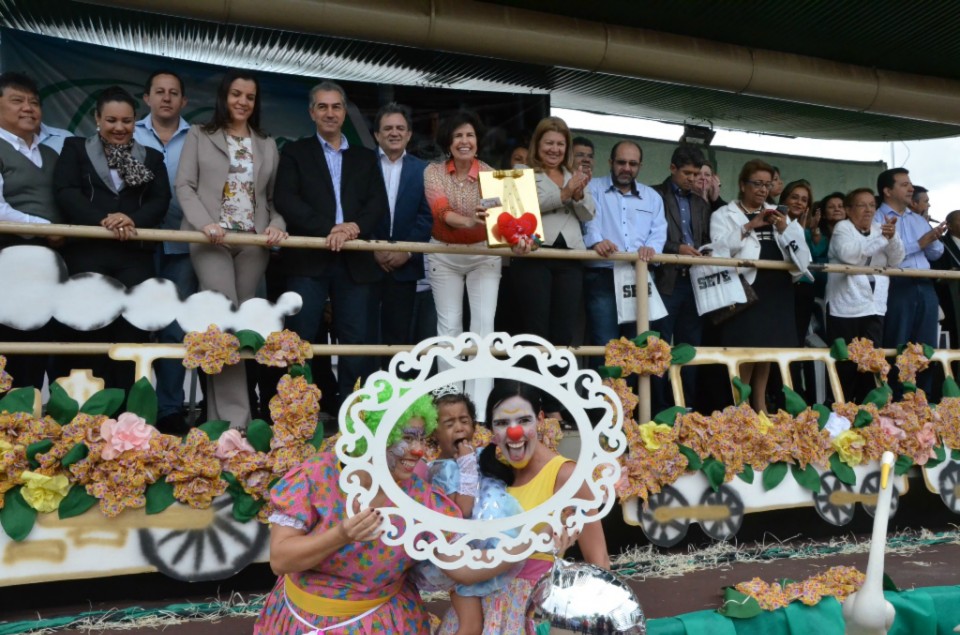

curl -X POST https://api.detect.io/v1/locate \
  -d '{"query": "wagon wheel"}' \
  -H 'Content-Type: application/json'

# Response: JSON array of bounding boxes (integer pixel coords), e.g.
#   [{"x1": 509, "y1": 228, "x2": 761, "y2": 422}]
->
[
  {"x1": 938, "y1": 463, "x2": 960, "y2": 514},
  {"x1": 813, "y1": 472, "x2": 856, "y2": 526},
  {"x1": 640, "y1": 485, "x2": 690, "y2": 548},
  {"x1": 698, "y1": 485, "x2": 744, "y2": 541},
  {"x1": 860, "y1": 471, "x2": 900, "y2": 519},
  {"x1": 138, "y1": 495, "x2": 269, "y2": 582}
]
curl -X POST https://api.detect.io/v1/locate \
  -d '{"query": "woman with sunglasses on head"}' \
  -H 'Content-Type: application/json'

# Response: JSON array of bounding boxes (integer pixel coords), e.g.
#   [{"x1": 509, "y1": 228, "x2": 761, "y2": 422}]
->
[
  {"x1": 710, "y1": 160, "x2": 812, "y2": 413},
  {"x1": 175, "y1": 69, "x2": 287, "y2": 429}
]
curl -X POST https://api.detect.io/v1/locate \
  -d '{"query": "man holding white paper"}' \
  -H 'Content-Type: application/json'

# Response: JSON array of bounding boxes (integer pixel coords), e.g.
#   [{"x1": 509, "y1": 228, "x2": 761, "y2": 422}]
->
[{"x1": 583, "y1": 140, "x2": 666, "y2": 347}]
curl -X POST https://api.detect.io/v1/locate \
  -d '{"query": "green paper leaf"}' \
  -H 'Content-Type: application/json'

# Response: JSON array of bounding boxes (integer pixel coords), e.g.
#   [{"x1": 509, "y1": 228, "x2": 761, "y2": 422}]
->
[
  {"x1": 791, "y1": 463, "x2": 821, "y2": 493},
  {"x1": 737, "y1": 464, "x2": 754, "y2": 484},
  {"x1": 922, "y1": 344, "x2": 935, "y2": 360},
  {"x1": 677, "y1": 445, "x2": 702, "y2": 471},
  {"x1": 732, "y1": 376, "x2": 751, "y2": 406},
  {"x1": 670, "y1": 343, "x2": 696, "y2": 365},
  {"x1": 145, "y1": 479, "x2": 176, "y2": 515},
  {"x1": 829, "y1": 338, "x2": 849, "y2": 361},
  {"x1": 926, "y1": 444, "x2": 946, "y2": 469},
  {"x1": 246, "y1": 419, "x2": 273, "y2": 453},
  {"x1": 198, "y1": 420, "x2": 231, "y2": 442},
  {"x1": 701, "y1": 458, "x2": 726, "y2": 492},
  {"x1": 763, "y1": 462, "x2": 789, "y2": 491},
  {"x1": 718, "y1": 587, "x2": 762, "y2": 619},
  {"x1": 233, "y1": 492, "x2": 263, "y2": 523},
  {"x1": 863, "y1": 385, "x2": 892, "y2": 409},
  {"x1": 596, "y1": 366, "x2": 623, "y2": 380},
  {"x1": 290, "y1": 363, "x2": 314, "y2": 385},
  {"x1": 895, "y1": 343, "x2": 907, "y2": 355},
  {"x1": 894, "y1": 454, "x2": 913, "y2": 476},
  {"x1": 46, "y1": 383, "x2": 79, "y2": 425},
  {"x1": 79, "y1": 388, "x2": 125, "y2": 417},
  {"x1": 25, "y1": 439, "x2": 53, "y2": 469},
  {"x1": 309, "y1": 420, "x2": 326, "y2": 450},
  {"x1": 60, "y1": 443, "x2": 88, "y2": 467},
  {"x1": 0, "y1": 487, "x2": 37, "y2": 541},
  {"x1": 0, "y1": 386, "x2": 35, "y2": 414},
  {"x1": 632, "y1": 331, "x2": 660, "y2": 347},
  {"x1": 125, "y1": 377, "x2": 158, "y2": 424},
  {"x1": 58, "y1": 485, "x2": 98, "y2": 519},
  {"x1": 853, "y1": 409, "x2": 873, "y2": 428},
  {"x1": 882, "y1": 573, "x2": 899, "y2": 592},
  {"x1": 235, "y1": 329, "x2": 265, "y2": 353},
  {"x1": 829, "y1": 452, "x2": 857, "y2": 486},
  {"x1": 901, "y1": 381, "x2": 917, "y2": 394},
  {"x1": 952, "y1": 449, "x2": 960, "y2": 461},
  {"x1": 943, "y1": 377, "x2": 960, "y2": 399},
  {"x1": 812, "y1": 404, "x2": 831, "y2": 429},
  {"x1": 653, "y1": 406, "x2": 685, "y2": 426},
  {"x1": 782, "y1": 386, "x2": 807, "y2": 417}
]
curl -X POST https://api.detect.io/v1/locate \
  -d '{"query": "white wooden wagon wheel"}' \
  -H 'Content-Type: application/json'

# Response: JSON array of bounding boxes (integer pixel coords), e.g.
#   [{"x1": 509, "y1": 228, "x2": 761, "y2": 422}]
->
[
  {"x1": 937, "y1": 462, "x2": 960, "y2": 514},
  {"x1": 640, "y1": 485, "x2": 690, "y2": 548},
  {"x1": 813, "y1": 472, "x2": 856, "y2": 526},
  {"x1": 698, "y1": 484, "x2": 744, "y2": 541},
  {"x1": 860, "y1": 470, "x2": 900, "y2": 519}
]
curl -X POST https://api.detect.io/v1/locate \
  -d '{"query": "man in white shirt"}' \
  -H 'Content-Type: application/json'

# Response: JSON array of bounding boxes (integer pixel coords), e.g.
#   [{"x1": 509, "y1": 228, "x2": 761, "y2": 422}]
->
[
  {"x1": 370, "y1": 103, "x2": 432, "y2": 357},
  {"x1": 133, "y1": 70, "x2": 194, "y2": 433},
  {"x1": 0, "y1": 72, "x2": 62, "y2": 390}
]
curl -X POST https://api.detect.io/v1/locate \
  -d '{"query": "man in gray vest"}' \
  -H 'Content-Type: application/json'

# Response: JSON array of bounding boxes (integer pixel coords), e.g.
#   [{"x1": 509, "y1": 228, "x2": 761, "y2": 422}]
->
[{"x1": 0, "y1": 72, "x2": 61, "y2": 390}]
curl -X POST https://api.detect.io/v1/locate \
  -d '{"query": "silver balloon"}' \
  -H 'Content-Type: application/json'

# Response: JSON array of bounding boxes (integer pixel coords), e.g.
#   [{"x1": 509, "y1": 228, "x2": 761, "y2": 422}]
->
[{"x1": 526, "y1": 557, "x2": 646, "y2": 634}]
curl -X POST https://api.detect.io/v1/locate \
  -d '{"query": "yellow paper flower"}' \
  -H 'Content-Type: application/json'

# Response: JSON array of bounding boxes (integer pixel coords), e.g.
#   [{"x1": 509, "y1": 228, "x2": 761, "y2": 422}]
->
[
  {"x1": 19, "y1": 470, "x2": 70, "y2": 513},
  {"x1": 832, "y1": 429, "x2": 866, "y2": 466},
  {"x1": 756, "y1": 411, "x2": 774, "y2": 434},
  {"x1": 638, "y1": 422, "x2": 672, "y2": 451}
]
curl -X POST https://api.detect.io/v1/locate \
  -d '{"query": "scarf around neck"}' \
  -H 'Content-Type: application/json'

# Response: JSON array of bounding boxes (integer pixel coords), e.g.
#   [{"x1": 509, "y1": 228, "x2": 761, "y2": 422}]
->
[{"x1": 100, "y1": 137, "x2": 154, "y2": 188}]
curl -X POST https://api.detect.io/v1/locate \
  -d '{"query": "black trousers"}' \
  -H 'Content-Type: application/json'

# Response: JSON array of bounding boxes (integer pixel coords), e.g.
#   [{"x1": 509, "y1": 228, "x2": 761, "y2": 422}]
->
[
  {"x1": 827, "y1": 313, "x2": 884, "y2": 403},
  {"x1": 508, "y1": 253, "x2": 583, "y2": 346}
]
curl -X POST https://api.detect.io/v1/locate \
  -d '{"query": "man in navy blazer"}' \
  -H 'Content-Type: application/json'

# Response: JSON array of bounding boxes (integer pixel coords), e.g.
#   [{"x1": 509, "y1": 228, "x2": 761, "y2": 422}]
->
[
  {"x1": 370, "y1": 103, "x2": 433, "y2": 354},
  {"x1": 274, "y1": 81, "x2": 388, "y2": 409}
]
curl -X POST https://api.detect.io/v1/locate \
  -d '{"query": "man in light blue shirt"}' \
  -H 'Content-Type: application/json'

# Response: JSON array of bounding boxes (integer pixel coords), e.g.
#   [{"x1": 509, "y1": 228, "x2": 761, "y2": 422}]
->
[
  {"x1": 37, "y1": 122, "x2": 72, "y2": 155},
  {"x1": 583, "y1": 140, "x2": 667, "y2": 346},
  {"x1": 873, "y1": 167, "x2": 945, "y2": 392},
  {"x1": 133, "y1": 70, "x2": 194, "y2": 433}
]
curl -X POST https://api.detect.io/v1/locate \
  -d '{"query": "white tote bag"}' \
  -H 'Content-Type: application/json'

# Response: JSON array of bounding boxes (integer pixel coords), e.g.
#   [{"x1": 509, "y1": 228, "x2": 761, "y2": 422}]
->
[
  {"x1": 613, "y1": 262, "x2": 668, "y2": 324},
  {"x1": 689, "y1": 245, "x2": 747, "y2": 316}
]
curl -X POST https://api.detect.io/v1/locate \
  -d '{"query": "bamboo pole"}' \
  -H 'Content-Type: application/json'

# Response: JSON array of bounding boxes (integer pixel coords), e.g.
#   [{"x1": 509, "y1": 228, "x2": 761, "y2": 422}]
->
[{"x1": 636, "y1": 260, "x2": 652, "y2": 422}]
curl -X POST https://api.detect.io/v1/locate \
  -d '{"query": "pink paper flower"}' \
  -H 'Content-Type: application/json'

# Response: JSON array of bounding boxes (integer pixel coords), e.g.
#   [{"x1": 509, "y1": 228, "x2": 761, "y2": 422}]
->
[
  {"x1": 915, "y1": 422, "x2": 938, "y2": 465},
  {"x1": 878, "y1": 416, "x2": 906, "y2": 441},
  {"x1": 100, "y1": 412, "x2": 157, "y2": 460},
  {"x1": 215, "y1": 429, "x2": 256, "y2": 459}
]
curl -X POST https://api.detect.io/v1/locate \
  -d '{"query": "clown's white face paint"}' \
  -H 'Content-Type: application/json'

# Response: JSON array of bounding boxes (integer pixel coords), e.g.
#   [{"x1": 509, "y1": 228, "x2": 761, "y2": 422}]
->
[
  {"x1": 491, "y1": 396, "x2": 539, "y2": 469},
  {"x1": 386, "y1": 419, "x2": 426, "y2": 481}
]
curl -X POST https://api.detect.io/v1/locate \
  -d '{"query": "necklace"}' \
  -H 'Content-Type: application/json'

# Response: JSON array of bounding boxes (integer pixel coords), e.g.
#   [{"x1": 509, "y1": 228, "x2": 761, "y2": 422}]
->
[{"x1": 737, "y1": 201, "x2": 762, "y2": 215}]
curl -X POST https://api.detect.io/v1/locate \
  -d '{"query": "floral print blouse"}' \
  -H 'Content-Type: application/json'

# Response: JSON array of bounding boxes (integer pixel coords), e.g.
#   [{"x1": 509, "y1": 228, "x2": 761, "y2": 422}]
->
[{"x1": 219, "y1": 135, "x2": 256, "y2": 232}]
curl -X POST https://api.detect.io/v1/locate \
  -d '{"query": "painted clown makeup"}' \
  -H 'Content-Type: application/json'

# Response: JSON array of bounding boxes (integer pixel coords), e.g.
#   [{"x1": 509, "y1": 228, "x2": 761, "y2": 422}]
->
[
  {"x1": 491, "y1": 396, "x2": 538, "y2": 469},
  {"x1": 386, "y1": 422, "x2": 426, "y2": 478}
]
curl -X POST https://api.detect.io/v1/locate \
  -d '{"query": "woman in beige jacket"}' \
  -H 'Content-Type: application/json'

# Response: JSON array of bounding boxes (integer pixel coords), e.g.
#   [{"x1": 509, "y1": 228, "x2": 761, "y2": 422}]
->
[{"x1": 175, "y1": 69, "x2": 287, "y2": 429}]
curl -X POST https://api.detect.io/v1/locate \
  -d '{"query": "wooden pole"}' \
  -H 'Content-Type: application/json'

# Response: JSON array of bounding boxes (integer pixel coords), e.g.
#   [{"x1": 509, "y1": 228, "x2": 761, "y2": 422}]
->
[{"x1": 636, "y1": 260, "x2": 652, "y2": 423}]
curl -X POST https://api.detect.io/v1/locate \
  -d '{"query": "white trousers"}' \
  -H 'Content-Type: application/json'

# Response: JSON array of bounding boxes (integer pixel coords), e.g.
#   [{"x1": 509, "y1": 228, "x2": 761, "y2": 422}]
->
[{"x1": 427, "y1": 241, "x2": 502, "y2": 419}]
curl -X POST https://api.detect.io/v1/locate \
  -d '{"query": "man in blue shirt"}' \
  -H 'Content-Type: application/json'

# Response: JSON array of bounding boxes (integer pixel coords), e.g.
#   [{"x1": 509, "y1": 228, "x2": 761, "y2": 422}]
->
[
  {"x1": 583, "y1": 140, "x2": 667, "y2": 347},
  {"x1": 874, "y1": 167, "x2": 945, "y2": 391},
  {"x1": 37, "y1": 122, "x2": 72, "y2": 155},
  {"x1": 133, "y1": 70, "x2": 194, "y2": 433}
]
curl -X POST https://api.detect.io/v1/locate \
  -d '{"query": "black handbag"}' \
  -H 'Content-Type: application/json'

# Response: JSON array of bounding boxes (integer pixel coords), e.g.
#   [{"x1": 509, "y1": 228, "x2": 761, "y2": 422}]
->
[{"x1": 707, "y1": 275, "x2": 759, "y2": 325}]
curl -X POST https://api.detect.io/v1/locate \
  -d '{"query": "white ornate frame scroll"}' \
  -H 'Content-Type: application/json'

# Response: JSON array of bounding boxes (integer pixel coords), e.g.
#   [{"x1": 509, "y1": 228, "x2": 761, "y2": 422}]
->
[{"x1": 336, "y1": 332, "x2": 625, "y2": 570}]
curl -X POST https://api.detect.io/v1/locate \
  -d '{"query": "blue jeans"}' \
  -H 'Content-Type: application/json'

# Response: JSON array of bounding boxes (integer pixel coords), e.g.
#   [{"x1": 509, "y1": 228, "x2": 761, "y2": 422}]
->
[
  {"x1": 884, "y1": 278, "x2": 939, "y2": 393},
  {"x1": 584, "y1": 267, "x2": 637, "y2": 346},
  {"x1": 285, "y1": 259, "x2": 376, "y2": 407},
  {"x1": 650, "y1": 272, "x2": 703, "y2": 413},
  {"x1": 154, "y1": 251, "x2": 198, "y2": 418}
]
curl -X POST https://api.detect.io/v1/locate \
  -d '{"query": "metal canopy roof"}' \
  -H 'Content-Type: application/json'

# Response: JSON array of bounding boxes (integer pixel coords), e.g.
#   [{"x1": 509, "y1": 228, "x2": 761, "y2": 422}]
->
[{"x1": 3, "y1": 0, "x2": 960, "y2": 141}]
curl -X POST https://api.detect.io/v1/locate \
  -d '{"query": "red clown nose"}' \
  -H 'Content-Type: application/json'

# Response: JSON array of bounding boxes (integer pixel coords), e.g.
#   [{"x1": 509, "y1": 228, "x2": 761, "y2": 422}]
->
[
  {"x1": 506, "y1": 425, "x2": 525, "y2": 442},
  {"x1": 410, "y1": 446, "x2": 424, "y2": 458}
]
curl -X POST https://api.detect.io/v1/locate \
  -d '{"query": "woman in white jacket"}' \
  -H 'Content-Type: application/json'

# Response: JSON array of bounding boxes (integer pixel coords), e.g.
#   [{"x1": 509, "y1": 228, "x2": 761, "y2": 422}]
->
[
  {"x1": 710, "y1": 159, "x2": 812, "y2": 412},
  {"x1": 826, "y1": 187, "x2": 904, "y2": 400}
]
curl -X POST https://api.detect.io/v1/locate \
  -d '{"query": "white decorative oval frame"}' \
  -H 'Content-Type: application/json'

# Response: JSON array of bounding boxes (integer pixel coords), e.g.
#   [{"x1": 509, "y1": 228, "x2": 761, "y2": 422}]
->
[{"x1": 336, "y1": 332, "x2": 625, "y2": 570}]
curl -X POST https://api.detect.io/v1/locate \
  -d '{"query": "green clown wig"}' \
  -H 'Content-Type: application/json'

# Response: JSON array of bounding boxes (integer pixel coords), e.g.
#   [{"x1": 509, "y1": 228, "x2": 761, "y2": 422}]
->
[{"x1": 345, "y1": 382, "x2": 438, "y2": 456}]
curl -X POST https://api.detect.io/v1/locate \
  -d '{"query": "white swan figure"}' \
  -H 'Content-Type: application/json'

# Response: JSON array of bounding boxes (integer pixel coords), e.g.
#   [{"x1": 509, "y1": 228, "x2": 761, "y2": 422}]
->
[{"x1": 842, "y1": 451, "x2": 896, "y2": 635}]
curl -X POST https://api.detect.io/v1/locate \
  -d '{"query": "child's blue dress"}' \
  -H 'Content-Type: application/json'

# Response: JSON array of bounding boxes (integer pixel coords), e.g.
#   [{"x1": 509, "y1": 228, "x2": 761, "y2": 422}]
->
[{"x1": 413, "y1": 450, "x2": 525, "y2": 596}]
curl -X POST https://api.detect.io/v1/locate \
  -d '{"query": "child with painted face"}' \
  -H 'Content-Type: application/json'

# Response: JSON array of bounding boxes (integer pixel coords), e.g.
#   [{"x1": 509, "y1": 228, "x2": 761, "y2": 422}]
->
[{"x1": 416, "y1": 392, "x2": 523, "y2": 635}]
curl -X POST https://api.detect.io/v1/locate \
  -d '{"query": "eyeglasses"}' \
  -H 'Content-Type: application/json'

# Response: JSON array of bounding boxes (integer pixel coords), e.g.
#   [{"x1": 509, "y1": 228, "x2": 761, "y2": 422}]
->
[{"x1": 746, "y1": 180, "x2": 773, "y2": 190}]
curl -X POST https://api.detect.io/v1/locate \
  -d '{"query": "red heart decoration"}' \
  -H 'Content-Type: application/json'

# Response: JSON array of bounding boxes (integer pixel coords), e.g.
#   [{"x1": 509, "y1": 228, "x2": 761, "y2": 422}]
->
[
  {"x1": 496, "y1": 212, "x2": 538, "y2": 245},
  {"x1": 516, "y1": 212, "x2": 537, "y2": 236}
]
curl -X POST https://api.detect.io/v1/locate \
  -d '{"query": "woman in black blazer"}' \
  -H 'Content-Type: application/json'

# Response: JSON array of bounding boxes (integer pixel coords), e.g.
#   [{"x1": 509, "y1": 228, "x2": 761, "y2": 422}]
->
[{"x1": 54, "y1": 86, "x2": 170, "y2": 390}]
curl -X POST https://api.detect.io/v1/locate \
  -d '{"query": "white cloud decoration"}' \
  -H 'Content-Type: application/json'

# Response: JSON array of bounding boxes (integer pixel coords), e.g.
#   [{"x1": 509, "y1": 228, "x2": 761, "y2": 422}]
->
[{"x1": 0, "y1": 245, "x2": 301, "y2": 336}]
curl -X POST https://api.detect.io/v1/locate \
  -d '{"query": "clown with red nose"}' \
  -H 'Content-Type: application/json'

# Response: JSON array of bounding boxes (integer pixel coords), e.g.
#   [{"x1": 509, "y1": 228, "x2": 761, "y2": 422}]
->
[{"x1": 491, "y1": 395, "x2": 541, "y2": 469}]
